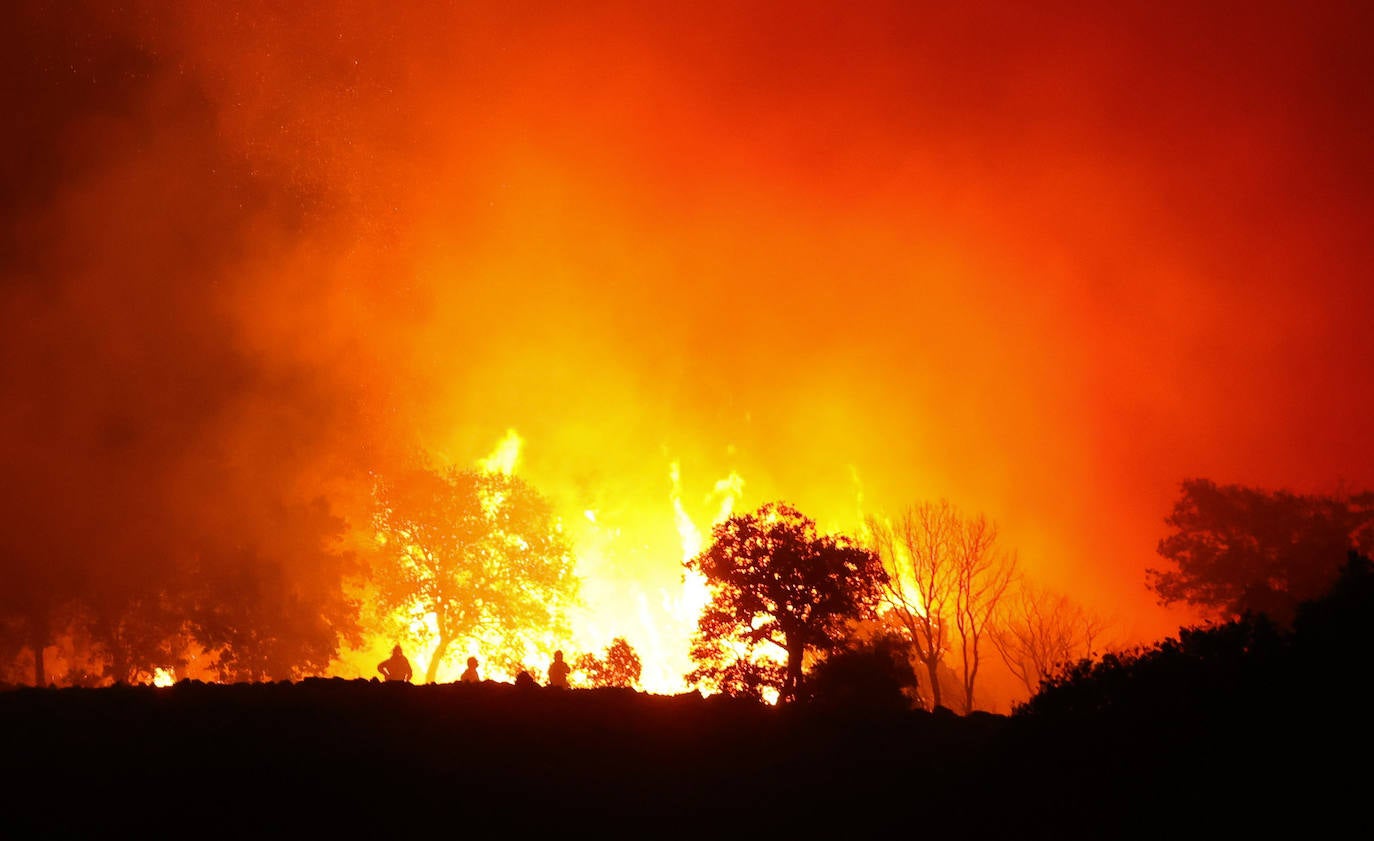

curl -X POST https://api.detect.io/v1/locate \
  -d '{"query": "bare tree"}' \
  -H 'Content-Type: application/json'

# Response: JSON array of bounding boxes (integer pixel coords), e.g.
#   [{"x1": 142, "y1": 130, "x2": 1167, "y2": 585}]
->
[
  {"x1": 869, "y1": 501, "x2": 1016, "y2": 713},
  {"x1": 866, "y1": 501, "x2": 960, "y2": 710},
  {"x1": 951, "y1": 514, "x2": 1016, "y2": 714},
  {"x1": 991, "y1": 579, "x2": 1111, "y2": 698}
]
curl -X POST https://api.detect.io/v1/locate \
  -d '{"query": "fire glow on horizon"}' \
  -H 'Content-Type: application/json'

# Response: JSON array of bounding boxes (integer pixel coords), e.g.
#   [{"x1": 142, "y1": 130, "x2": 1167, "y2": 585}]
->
[
  {"x1": 364, "y1": 430, "x2": 737, "y2": 693},
  {"x1": 5, "y1": 3, "x2": 1373, "y2": 704}
]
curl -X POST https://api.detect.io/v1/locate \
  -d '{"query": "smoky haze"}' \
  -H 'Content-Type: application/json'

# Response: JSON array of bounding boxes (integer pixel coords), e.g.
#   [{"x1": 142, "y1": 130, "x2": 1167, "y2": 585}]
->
[{"x1": 3, "y1": 1, "x2": 1373, "y2": 684}]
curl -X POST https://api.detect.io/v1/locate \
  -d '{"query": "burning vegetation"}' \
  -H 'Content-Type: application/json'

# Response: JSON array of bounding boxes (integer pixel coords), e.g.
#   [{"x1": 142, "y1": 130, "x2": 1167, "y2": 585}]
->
[{"x1": 2, "y1": 2, "x2": 1372, "y2": 720}]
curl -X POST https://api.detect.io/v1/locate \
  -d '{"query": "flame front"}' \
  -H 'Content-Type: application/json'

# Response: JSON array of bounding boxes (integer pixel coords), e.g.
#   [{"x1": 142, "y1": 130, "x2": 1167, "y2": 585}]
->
[
  {"x1": 478, "y1": 429, "x2": 523, "y2": 477},
  {"x1": 348, "y1": 430, "x2": 749, "y2": 693}
]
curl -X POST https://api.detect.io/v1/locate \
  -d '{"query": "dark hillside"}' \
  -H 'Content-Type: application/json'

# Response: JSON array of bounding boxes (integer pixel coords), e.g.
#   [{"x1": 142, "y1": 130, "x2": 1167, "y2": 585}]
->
[
  {"x1": 6, "y1": 555, "x2": 1372, "y2": 838},
  {"x1": 2, "y1": 680, "x2": 999, "y2": 836},
  {"x1": 985, "y1": 552, "x2": 1374, "y2": 839}
]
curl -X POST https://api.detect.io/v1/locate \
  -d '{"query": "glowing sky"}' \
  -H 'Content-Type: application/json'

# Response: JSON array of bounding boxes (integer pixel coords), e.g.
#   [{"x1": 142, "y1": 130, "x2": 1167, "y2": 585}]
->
[{"x1": 4, "y1": 1, "x2": 1372, "y2": 699}]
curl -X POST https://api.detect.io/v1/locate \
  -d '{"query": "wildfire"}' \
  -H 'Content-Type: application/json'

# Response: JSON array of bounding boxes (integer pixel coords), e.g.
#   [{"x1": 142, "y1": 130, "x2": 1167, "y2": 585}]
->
[
  {"x1": 349, "y1": 430, "x2": 749, "y2": 694},
  {"x1": 670, "y1": 461, "x2": 703, "y2": 562},
  {"x1": 478, "y1": 428, "x2": 523, "y2": 476},
  {"x1": 557, "y1": 458, "x2": 740, "y2": 694}
]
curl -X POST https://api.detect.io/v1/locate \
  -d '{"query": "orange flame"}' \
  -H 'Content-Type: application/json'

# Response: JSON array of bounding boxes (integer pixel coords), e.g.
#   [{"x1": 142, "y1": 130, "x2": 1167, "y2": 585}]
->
[{"x1": 339, "y1": 429, "x2": 762, "y2": 693}]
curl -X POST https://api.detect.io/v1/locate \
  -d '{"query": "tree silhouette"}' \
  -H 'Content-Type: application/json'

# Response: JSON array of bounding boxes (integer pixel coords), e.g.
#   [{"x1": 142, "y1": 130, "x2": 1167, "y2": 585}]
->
[
  {"x1": 1017, "y1": 560, "x2": 1374, "y2": 721},
  {"x1": 991, "y1": 579, "x2": 1111, "y2": 697},
  {"x1": 685, "y1": 502, "x2": 887, "y2": 704},
  {"x1": 0, "y1": 616, "x2": 25, "y2": 684},
  {"x1": 868, "y1": 500, "x2": 1015, "y2": 712},
  {"x1": 82, "y1": 592, "x2": 192, "y2": 685},
  {"x1": 574, "y1": 637, "x2": 642, "y2": 689},
  {"x1": 0, "y1": 592, "x2": 59, "y2": 686},
  {"x1": 1148, "y1": 478, "x2": 1374, "y2": 624},
  {"x1": 950, "y1": 512, "x2": 1016, "y2": 713},
  {"x1": 185, "y1": 498, "x2": 361, "y2": 682},
  {"x1": 74, "y1": 507, "x2": 198, "y2": 684},
  {"x1": 1291, "y1": 549, "x2": 1374, "y2": 680},
  {"x1": 998, "y1": 551, "x2": 1374, "y2": 838},
  {"x1": 0, "y1": 475, "x2": 90, "y2": 685},
  {"x1": 372, "y1": 465, "x2": 578, "y2": 683},
  {"x1": 801, "y1": 626, "x2": 920, "y2": 712}
]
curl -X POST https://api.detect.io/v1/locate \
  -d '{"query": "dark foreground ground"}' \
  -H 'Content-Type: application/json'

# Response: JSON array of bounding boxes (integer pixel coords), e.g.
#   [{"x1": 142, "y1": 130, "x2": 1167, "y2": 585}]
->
[{"x1": 1, "y1": 677, "x2": 1361, "y2": 838}]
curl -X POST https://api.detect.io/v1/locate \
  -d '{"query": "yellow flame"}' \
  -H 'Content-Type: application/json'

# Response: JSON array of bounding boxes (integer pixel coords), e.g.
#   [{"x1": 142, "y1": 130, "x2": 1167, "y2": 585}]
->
[
  {"x1": 662, "y1": 460, "x2": 740, "y2": 692},
  {"x1": 477, "y1": 428, "x2": 523, "y2": 475},
  {"x1": 670, "y1": 461, "x2": 702, "y2": 562},
  {"x1": 151, "y1": 668, "x2": 175, "y2": 687},
  {"x1": 344, "y1": 436, "x2": 758, "y2": 696},
  {"x1": 710, "y1": 471, "x2": 744, "y2": 524},
  {"x1": 864, "y1": 511, "x2": 929, "y2": 619}
]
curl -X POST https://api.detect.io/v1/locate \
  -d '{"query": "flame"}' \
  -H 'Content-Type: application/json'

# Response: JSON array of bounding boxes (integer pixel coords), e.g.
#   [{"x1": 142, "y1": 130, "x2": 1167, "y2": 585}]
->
[
  {"x1": 659, "y1": 460, "x2": 739, "y2": 692},
  {"x1": 556, "y1": 457, "x2": 722, "y2": 694},
  {"x1": 346, "y1": 431, "x2": 751, "y2": 694},
  {"x1": 151, "y1": 668, "x2": 175, "y2": 687},
  {"x1": 865, "y1": 511, "x2": 929, "y2": 619},
  {"x1": 345, "y1": 427, "x2": 913, "y2": 701},
  {"x1": 710, "y1": 471, "x2": 745, "y2": 526},
  {"x1": 477, "y1": 428, "x2": 523, "y2": 476},
  {"x1": 670, "y1": 461, "x2": 703, "y2": 562}
]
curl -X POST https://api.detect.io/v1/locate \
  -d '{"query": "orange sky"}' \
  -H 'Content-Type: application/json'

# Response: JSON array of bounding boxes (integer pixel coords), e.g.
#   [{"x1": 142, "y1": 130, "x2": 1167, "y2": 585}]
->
[{"x1": 4, "y1": 1, "x2": 1373, "y2": 696}]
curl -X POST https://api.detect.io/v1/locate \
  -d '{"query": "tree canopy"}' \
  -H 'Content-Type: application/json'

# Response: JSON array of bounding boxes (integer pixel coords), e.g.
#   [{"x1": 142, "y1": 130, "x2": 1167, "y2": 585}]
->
[
  {"x1": 371, "y1": 465, "x2": 579, "y2": 683},
  {"x1": 185, "y1": 498, "x2": 361, "y2": 683},
  {"x1": 1147, "y1": 478, "x2": 1374, "y2": 624},
  {"x1": 574, "y1": 637, "x2": 643, "y2": 689},
  {"x1": 800, "y1": 626, "x2": 921, "y2": 712},
  {"x1": 685, "y1": 501, "x2": 887, "y2": 703}
]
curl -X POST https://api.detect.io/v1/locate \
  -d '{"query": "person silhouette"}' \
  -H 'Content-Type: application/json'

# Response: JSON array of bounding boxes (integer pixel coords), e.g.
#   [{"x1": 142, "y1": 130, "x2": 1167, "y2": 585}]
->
[
  {"x1": 377, "y1": 645, "x2": 413, "y2": 683},
  {"x1": 461, "y1": 656, "x2": 480, "y2": 683},
  {"x1": 547, "y1": 649, "x2": 571, "y2": 689},
  {"x1": 514, "y1": 669, "x2": 537, "y2": 689}
]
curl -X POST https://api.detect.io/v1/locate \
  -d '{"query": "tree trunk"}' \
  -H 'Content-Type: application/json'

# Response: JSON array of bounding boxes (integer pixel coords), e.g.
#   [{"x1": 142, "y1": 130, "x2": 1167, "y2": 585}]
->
[
  {"x1": 425, "y1": 634, "x2": 452, "y2": 684},
  {"x1": 110, "y1": 638, "x2": 129, "y2": 686},
  {"x1": 783, "y1": 639, "x2": 805, "y2": 704},
  {"x1": 923, "y1": 653, "x2": 942, "y2": 710},
  {"x1": 29, "y1": 616, "x2": 47, "y2": 687}
]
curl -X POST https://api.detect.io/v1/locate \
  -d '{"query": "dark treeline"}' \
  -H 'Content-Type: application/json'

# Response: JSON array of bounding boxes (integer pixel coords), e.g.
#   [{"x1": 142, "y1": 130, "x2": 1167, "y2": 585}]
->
[
  {"x1": 3, "y1": 475, "x2": 1372, "y2": 722},
  {"x1": 4, "y1": 551, "x2": 1369, "y2": 838}
]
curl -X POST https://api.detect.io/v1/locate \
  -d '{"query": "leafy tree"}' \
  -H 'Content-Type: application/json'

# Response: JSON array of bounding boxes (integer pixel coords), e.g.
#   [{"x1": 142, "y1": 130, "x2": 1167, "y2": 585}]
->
[
  {"x1": 801, "y1": 627, "x2": 920, "y2": 712},
  {"x1": 0, "y1": 478, "x2": 89, "y2": 685},
  {"x1": 76, "y1": 594, "x2": 192, "y2": 685},
  {"x1": 0, "y1": 616, "x2": 27, "y2": 684},
  {"x1": 1000, "y1": 553, "x2": 1374, "y2": 837},
  {"x1": 1019, "y1": 555, "x2": 1374, "y2": 721},
  {"x1": 1147, "y1": 478, "x2": 1374, "y2": 624},
  {"x1": 372, "y1": 465, "x2": 578, "y2": 684},
  {"x1": 185, "y1": 498, "x2": 362, "y2": 682},
  {"x1": 574, "y1": 637, "x2": 643, "y2": 689},
  {"x1": 74, "y1": 510, "x2": 202, "y2": 684},
  {"x1": 1291, "y1": 550, "x2": 1374, "y2": 679},
  {"x1": 1016, "y1": 615, "x2": 1286, "y2": 723},
  {"x1": 685, "y1": 502, "x2": 887, "y2": 704}
]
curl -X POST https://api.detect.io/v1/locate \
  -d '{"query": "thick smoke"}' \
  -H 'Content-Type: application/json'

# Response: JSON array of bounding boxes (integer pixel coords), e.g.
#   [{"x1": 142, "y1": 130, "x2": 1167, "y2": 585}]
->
[{"x1": 3, "y1": 2, "x2": 1373, "y2": 687}]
